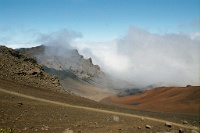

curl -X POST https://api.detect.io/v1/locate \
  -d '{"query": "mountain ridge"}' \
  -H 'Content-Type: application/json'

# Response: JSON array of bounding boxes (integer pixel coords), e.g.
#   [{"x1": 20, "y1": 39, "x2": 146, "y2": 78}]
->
[{"x1": 18, "y1": 45, "x2": 134, "y2": 100}]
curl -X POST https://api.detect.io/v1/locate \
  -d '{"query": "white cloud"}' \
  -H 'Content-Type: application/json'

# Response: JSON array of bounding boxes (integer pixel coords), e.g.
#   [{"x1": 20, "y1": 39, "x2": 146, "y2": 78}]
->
[
  {"x1": 35, "y1": 29, "x2": 82, "y2": 48},
  {"x1": 75, "y1": 27, "x2": 200, "y2": 87},
  {"x1": 189, "y1": 32, "x2": 200, "y2": 41},
  {"x1": 1, "y1": 26, "x2": 199, "y2": 87},
  {"x1": 1, "y1": 43, "x2": 40, "y2": 49},
  {"x1": 0, "y1": 28, "x2": 82, "y2": 49},
  {"x1": 74, "y1": 41, "x2": 130, "y2": 73}
]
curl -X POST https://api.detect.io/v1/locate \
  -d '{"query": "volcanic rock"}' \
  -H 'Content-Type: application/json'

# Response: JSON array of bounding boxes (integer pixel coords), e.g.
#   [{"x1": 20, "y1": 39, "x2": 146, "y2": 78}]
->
[
  {"x1": 145, "y1": 125, "x2": 152, "y2": 129},
  {"x1": 165, "y1": 122, "x2": 172, "y2": 128},
  {"x1": 0, "y1": 46, "x2": 64, "y2": 91}
]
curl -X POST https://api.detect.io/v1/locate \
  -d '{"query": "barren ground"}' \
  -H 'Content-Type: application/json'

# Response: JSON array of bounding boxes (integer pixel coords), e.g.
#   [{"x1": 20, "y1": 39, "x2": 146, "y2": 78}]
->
[
  {"x1": 0, "y1": 79, "x2": 199, "y2": 133},
  {"x1": 103, "y1": 86, "x2": 200, "y2": 114}
]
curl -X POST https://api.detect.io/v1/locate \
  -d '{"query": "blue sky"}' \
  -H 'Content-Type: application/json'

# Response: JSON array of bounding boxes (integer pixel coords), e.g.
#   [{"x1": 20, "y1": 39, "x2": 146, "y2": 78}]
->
[{"x1": 0, "y1": 0, "x2": 199, "y2": 43}]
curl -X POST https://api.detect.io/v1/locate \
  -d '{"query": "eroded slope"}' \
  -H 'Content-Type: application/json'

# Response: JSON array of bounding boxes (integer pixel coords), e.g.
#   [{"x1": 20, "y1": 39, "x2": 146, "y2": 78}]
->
[{"x1": 104, "y1": 86, "x2": 200, "y2": 114}]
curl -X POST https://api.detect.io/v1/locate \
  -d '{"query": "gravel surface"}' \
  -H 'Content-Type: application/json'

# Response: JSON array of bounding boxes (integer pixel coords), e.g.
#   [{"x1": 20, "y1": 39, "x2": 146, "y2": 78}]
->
[{"x1": 1, "y1": 79, "x2": 199, "y2": 133}]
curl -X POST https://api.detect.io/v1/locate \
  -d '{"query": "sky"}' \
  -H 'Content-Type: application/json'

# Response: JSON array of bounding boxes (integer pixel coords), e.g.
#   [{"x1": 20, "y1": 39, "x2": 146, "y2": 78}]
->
[
  {"x1": 0, "y1": 0, "x2": 200, "y2": 87},
  {"x1": 0, "y1": 0, "x2": 199, "y2": 43}
]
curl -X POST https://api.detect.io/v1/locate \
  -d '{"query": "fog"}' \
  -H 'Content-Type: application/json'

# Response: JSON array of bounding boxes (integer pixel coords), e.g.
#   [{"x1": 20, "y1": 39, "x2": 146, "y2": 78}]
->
[
  {"x1": 75, "y1": 27, "x2": 200, "y2": 88},
  {"x1": 35, "y1": 29, "x2": 82, "y2": 57},
  {"x1": 1, "y1": 27, "x2": 199, "y2": 88},
  {"x1": 36, "y1": 29, "x2": 82, "y2": 48}
]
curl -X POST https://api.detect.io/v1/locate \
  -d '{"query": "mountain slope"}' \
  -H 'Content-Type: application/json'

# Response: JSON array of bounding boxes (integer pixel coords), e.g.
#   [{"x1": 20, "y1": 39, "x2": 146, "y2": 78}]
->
[
  {"x1": 2, "y1": 81, "x2": 199, "y2": 133},
  {"x1": 0, "y1": 46, "x2": 63, "y2": 91},
  {"x1": 1, "y1": 86, "x2": 199, "y2": 133},
  {"x1": 18, "y1": 45, "x2": 133, "y2": 100},
  {"x1": 103, "y1": 86, "x2": 200, "y2": 114}
]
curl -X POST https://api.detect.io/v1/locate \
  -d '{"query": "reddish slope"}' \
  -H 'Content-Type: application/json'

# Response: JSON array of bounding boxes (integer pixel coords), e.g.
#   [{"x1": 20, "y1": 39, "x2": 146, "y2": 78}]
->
[{"x1": 107, "y1": 86, "x2": 200, "y2": 114}]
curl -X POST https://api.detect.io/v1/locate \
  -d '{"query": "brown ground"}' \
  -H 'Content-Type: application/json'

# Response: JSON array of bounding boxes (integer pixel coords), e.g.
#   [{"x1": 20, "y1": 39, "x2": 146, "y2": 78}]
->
[
  {"x1": 103, "y1": 86, "x2": 200, "y2": 114},
  {"x1": 60, "y1": 77, "x2": 115, "y2": 101},
  {"x1": 1, "y1": 79, "x2": 200, "y2": 133}
]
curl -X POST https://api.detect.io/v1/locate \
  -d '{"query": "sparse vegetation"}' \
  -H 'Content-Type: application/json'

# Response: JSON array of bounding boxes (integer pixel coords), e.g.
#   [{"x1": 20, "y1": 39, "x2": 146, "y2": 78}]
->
[
  {"x1": 23, "y1": 57, "x2": 37, "y2": 64},
  {"x1": 0, "y1": 128, "x2": 13, "y2": 133},
  {"x1": 9, "y1": 49, "x2": 23, "y2": 59}
]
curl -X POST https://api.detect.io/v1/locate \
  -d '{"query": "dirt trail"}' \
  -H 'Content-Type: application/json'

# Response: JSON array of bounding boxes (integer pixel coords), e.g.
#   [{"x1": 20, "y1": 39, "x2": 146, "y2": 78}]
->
[{"x1": 0, "y1": 87, "x2": 199, "y2": 131}]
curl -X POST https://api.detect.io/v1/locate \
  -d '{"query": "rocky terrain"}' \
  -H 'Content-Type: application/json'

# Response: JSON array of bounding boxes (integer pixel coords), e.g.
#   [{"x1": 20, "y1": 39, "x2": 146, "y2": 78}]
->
[
  {"x1": 0, "y1": 46, "x2": 63, "y2": 91},
  {"x1": 1, "y1": 80, "x2": 199, "y2": 133},
  {"x1": 0, "y1": 45, "x2": 199, "y2": 133},
  {"x1": 18, "y1": 45, "x2": 102, "y2": 80},
  {"x1": 18, "y1": 45, "x2": 133, "y2": 101}
]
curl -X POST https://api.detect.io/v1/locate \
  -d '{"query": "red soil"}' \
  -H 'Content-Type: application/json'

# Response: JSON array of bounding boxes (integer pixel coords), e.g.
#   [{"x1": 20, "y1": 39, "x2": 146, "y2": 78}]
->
[{"x1": 108, "y1": 86, "x2": 200, "y2": 114}]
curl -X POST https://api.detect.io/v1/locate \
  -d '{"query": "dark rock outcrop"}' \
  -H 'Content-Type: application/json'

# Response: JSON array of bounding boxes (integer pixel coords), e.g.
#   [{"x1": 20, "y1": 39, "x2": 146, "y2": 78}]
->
[
  {"x1": 18, "y1": 45, "x2": 134, "y2": 91},
  {"x1": 0, "y1": 45, "x2": 64, "y2": 91}
]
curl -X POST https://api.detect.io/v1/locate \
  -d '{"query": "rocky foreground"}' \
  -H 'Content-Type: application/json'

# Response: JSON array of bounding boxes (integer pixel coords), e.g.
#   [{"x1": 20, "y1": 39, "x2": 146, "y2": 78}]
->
[{"x1": 1, "y1": 79, "x2": 199, "y2": 133}]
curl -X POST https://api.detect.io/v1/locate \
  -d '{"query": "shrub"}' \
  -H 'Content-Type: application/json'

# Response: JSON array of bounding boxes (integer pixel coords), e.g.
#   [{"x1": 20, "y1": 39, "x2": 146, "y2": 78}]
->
[{"x1": 0, "y1": 128, "x2": 13, "y2": 133}]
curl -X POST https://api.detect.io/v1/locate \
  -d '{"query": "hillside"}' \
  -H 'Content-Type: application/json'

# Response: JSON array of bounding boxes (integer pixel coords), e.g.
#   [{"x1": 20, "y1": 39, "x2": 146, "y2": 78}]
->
[
  {"x1": 0, "y1": 46, "x2": 63, "y2": 91},
  {"x1": 18, "y1": 45, "x2": 133, "y2": 101},
  {"x1": 102, "y1": 86, "x2": 200, "y2": 114},
  {"x1": 1, "y1": 79, "x2": 199, "y2": 133}
]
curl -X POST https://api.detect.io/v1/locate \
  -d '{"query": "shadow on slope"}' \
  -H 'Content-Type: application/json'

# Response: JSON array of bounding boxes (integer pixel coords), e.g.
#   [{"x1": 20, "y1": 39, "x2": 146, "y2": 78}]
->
[{"x1": 43, "y1": 66, "x2": 115, "y2": 101}]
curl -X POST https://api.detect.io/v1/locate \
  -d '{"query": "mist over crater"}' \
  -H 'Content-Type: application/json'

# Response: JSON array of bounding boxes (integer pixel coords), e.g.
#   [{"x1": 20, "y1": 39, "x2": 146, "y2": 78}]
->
[{"x1": 75, "y1": 27, "x2": 200, "y2": 88}]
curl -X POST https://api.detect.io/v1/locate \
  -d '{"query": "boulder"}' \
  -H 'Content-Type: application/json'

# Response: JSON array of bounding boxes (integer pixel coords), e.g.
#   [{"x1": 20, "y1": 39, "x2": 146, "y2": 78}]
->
[
  {"x1": 145, "y1": 125, "x2": 152, "y2": 129},
  {"x1": 182, "y1": 120, "x2": 188, "y2": 124},
  {"x1": 179, "y1": 128, "x2": 184, "y2": 133},
  {"x1": 112, "y1": 116, "x2": 119, "y2": 122},
  {"x1": 165, "y1": 122, "x2": 172, "y2": 128}
]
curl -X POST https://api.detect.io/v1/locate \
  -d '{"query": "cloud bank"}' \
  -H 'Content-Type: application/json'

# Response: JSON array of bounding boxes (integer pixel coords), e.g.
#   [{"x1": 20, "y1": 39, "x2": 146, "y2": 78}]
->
[
  {"x1": 36, "y1": 29, "x2": 82, "y2": 48},
  {"x1": 1, "y1": 27, "x2": 199, "y2": 88},
  {"x1": 75, "y1": 27, "x2": 200, "y2": 87}
]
